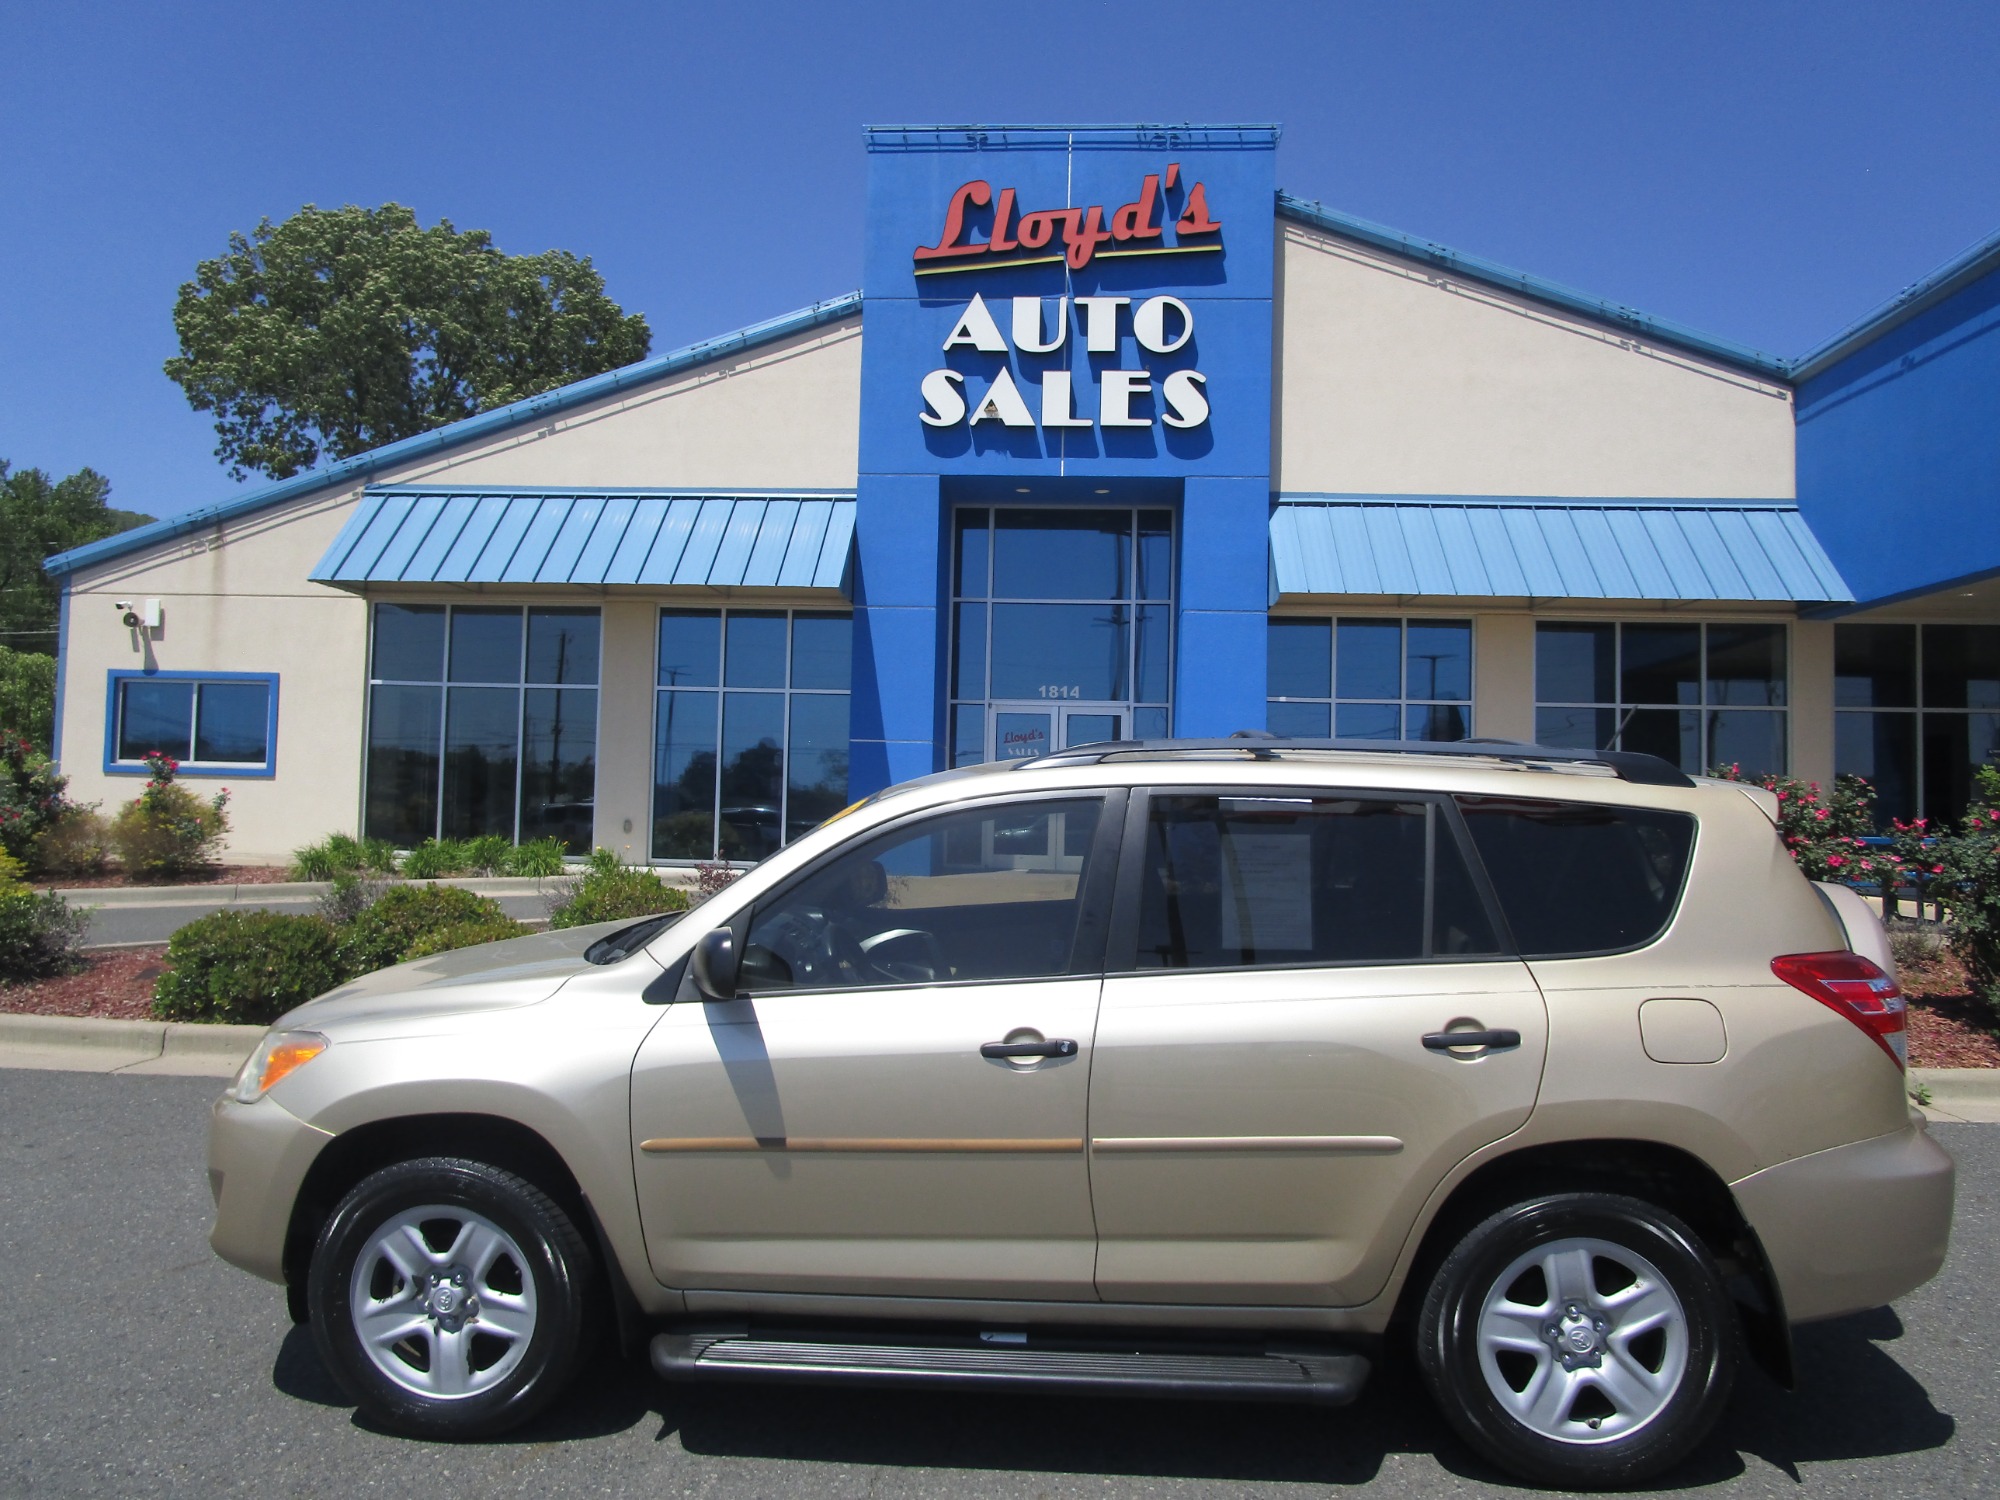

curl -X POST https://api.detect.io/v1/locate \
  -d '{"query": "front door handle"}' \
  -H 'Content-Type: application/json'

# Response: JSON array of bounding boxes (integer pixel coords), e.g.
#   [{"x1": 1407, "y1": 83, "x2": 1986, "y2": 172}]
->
[
  {"x1": 981, "y1": 1038, "x2": 1078, "y2": 1060},
  {"x1": 1422, "y1": 1029, "x2": 1521, "y2": 1052}
]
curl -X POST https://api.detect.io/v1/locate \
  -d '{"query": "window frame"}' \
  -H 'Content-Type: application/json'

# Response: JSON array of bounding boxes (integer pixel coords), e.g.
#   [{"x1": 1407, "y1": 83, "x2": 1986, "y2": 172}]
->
[
  {"x1": 1265, "y1": 613, "x2": 1476, "y2": 742},
  {"x1": 103, "y1": 670, "x2": 280, "y2": 778},
  {"x1": 1532, "y1": 617, "x2": 1789, "y2": 776},
  {"x1": 1103, "y1": 785, "x2": 1516, "y2": 975},
  {"x1": 727, "y1": 787, "x2": 1129, "y2": 996},
  {"x1": 360, "y1": 602, "x2": 603, "y2": 847},
  {"x1": 650, "y1": 605, "x2": 854, "y2": 865}
]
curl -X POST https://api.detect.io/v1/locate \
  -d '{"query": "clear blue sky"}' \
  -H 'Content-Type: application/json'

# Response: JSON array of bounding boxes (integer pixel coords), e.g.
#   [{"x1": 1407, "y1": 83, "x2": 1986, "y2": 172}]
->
[{"x1": 5, "y1": 0, "x2": 1998, "y2": 522}]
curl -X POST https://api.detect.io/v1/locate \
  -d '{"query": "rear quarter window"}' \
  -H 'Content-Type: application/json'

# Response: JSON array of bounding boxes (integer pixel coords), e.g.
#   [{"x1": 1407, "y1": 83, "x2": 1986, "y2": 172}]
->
[{"x1": 1456, "y1": 796, "x2": 1696, "y2": 957}]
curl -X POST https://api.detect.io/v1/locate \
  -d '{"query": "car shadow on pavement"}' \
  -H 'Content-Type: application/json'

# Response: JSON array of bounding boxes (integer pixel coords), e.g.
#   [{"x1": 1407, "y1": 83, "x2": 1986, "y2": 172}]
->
[{"x1": 269, "y1": 1305, "x2": 1954, "y2": 1486}]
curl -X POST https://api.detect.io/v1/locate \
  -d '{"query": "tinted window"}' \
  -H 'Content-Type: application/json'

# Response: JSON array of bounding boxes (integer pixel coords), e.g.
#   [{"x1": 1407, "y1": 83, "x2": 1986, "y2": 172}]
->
[
  {"x1": 740, "y1": 798, "x2": 1103, "y2": 991},
  {"x1": 1134, "y1": 794, "x2": 1499, "y2": 969},
  {"x1": 1457, "y1": 797, "x2": 1695, "y2": 957}
]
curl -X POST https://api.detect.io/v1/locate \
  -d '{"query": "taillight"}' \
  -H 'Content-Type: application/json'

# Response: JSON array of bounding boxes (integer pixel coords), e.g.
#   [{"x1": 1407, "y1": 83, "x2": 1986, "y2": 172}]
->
[{"x1": 1771, "y1": 951, "x2": 1907, "y2": 1068}]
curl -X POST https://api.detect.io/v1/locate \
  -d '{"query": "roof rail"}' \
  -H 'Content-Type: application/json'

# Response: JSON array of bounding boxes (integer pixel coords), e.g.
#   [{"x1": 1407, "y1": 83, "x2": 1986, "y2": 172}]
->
[{"x1": 1022, "y1": 736, "x2": 1697, "y2": 788}]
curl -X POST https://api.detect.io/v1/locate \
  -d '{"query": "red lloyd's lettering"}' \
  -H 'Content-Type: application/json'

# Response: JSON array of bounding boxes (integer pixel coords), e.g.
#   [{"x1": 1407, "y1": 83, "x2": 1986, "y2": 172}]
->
[{"x1": 913, "y1": 165, "x2": 1219, "y2": 272}]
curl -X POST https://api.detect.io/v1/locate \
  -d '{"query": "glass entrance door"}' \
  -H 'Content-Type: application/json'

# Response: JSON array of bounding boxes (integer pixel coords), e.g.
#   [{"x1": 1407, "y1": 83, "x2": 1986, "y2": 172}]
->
[{"x1": 989, "y1": 703, "x2": 1129, "y2": 761}]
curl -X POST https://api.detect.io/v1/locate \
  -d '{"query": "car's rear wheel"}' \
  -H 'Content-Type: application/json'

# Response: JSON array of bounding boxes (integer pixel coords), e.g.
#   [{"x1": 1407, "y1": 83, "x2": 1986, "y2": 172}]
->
[
  {"x1": 1416, "y1": 1192, "x2": 1736, "y2": 1489},
  {"x1": 307, "y1": 1157, "x2": 593, "y2": 1439}
]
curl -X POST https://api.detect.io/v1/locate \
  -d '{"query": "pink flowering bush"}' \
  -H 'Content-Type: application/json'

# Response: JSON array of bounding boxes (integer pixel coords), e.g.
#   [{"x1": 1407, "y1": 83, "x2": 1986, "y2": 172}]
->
[
  {"x1": 108, "y1": 750, "x2": 230, "y2": 879},
  {"x1": 1926, "y1": 768, "x2": 2000, "y2": 1012},
  {"x1": 1707, "y1": 766, "x2": 1885, "y2": 884}
]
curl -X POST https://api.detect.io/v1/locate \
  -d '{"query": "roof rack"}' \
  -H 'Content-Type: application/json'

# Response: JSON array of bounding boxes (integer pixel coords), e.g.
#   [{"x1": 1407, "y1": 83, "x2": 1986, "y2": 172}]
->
[{"x1": 1022, "y1": 735, "x2": 1696, "y2": 788}]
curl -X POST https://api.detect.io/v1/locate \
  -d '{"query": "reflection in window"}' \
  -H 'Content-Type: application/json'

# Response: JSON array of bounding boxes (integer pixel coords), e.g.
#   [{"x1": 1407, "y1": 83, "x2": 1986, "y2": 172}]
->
[
  {"x1": 1533, "y1": 621, "x2": 1787, "y2": 777},
  {"x1": 1136, "y1": 794, "x2": 1498, "y2": 968},
  {"x1": 363, "y1": 605, "x2": 599, "y2": 850},
  {"x1": 651, "y1": 609, "x2": 850, "y2": 862},
  {"x1": 738, "y1": 798, "x2": 1103, "y2": 991},
  {"x1": 1837, "y1": 623, "x2": 2000, "y2": 825},
  {"x1": 1265, "y1": 618, "x2": 1472, "y2": 741},
  {"x1": 950, "y1": 507, "x2": 1174, "y2": 765},
  {"x1": 110, "y1": 674, "x2": 275, "y2": 773}
]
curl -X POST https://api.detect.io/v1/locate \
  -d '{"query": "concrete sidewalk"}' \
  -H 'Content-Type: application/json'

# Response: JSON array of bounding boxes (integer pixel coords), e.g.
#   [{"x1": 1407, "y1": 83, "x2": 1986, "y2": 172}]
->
[{"x1": 52, "y1": 871, "x2": 695, "y2": 948}]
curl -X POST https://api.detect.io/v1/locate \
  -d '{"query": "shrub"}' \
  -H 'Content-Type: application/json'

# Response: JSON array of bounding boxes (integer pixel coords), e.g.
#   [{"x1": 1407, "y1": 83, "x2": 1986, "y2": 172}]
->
[
  {"x1": 694, "y1": 860, "x2": 742, "y2": 902},
  {"x1": 314, "y1": 872, "x2": 390, "y2": 926},
  {"x1": 0, "y1": 736, "x2": 77, "y2": 867},
  {"x1": 548, "y1": 848, "x2": 688, "y2": 929},
  {"x1": 290, "y1": 831, "x2": 380, "y2": 882},
  {"x1": 404, "y1": 916, "x2": 529, "y2": 959},
  {"x1": 400, "y1": 838, "x2": 470, "y2": 879},
  {"x1": 338, "y1": 882, "x2": 520, "y2": 974},
  {"x1": 0, "y1": 887, "x2": 91, "y2": 980},
  {"x1": 1936, "y1": 801, "x2": 2000, "y2": 1015},
  {"x1": 150, "y1": 909, "x2": 343, "y2": 1024},
  {"x1": 109, "y1": 751, "x2": 229, "y2": 879},
  {"x1": 1707, "y1": 766, "x2": 1887, "y2": 884},
  {"x1": 34, "y1": 807, "x2": 111, "y2": 878},
  {"x1": 460, "y1": 834, "x2": 512, "y2": 875},
  {"x1": 503, "y1": 836, "x2": 569, "y2": 877},
  {"x1": 357, "y1": 836, "x2": 400, "y2": 874}
]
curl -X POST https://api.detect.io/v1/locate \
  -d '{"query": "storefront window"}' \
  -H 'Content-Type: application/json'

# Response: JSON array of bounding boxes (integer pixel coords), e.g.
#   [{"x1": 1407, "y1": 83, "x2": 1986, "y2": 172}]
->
[
  {"x1": 652, "y1": 609, "x2": 851, "y2": 862},
  {"x1": 1533, "y1": 621, "x2": 1787, "y2": 776},
  {"x1": 1837, "y1": 623, "x2": 2000, "y2": 826},
  {"x1": 363, "y1": 604, "x2": 599, "y2": 850},
  {"x1": 1266, "y1": 617, "x2": 1472, "y2": 740},
  {"x1": 950, "y1": 507, "x2": 1174, "y2": 765}
]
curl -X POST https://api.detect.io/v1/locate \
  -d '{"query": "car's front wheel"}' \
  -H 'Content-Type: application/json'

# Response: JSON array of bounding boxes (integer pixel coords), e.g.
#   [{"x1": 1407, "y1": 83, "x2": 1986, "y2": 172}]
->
[
  {"x1": 1416, "y1": 1192, "x2": 1736, "y2": 1489},
  {"x1": 307, "y1": 1157, "x2": 593, "y2": 1439}
]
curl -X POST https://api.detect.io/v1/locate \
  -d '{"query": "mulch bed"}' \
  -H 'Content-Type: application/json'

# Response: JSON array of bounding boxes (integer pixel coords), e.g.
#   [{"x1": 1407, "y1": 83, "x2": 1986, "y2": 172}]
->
[
  {"x1": 0, "y1": 946, "x2": 169, "y2": 1020},
  {"x1": 46, "y1": 865, "x2": 294, "y2": 890}
]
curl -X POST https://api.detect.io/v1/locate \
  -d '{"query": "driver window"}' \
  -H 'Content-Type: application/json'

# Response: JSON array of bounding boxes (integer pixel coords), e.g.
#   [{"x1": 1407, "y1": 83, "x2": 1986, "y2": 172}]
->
[{"x1": 739, "y1": 798, "x2": 1103, "y2": 991}]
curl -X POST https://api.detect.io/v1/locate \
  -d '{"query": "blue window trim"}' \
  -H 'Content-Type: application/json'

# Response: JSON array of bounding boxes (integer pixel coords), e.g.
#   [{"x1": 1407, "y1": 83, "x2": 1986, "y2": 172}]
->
[{"x1": 103, "y1": 670, "x2": 280, "y2": 779}]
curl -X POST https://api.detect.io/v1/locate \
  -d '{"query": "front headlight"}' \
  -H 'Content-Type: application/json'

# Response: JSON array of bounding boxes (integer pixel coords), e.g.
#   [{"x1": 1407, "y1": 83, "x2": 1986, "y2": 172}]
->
[{"x1": 229, "y1": 1030, "x2": 329, "y2": 1103}]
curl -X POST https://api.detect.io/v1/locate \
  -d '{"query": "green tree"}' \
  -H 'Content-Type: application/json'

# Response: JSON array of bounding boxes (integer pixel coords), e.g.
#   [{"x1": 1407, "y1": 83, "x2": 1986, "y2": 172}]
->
[
  {"x1": 0, "y1": 647, "x2": 57, "y2": 751},
  {"x1": 165, "y1": 204, "x2": 653, "y2": 480},
  {"x1": 0, "y1": 461, "x2": 153, "y2": 657}
]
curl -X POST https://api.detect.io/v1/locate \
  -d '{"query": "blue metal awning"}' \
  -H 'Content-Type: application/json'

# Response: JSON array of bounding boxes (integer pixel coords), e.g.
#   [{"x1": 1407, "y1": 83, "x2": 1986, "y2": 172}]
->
[
  {"x1": 311, "y1": 487, "x2": 855, "y2": 593},
  {"x1": 1269, "y1": 495, "x2": 1853, "y2": 603}
]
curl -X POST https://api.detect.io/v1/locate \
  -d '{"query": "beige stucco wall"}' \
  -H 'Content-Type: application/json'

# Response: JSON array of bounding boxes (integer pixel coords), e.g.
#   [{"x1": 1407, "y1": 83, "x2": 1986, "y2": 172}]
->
[
  {"x1": 1273, "y1": 222, "x2": 1796, "y2": 500},
  {"x1": 56, "y1": 319, "x2": 862, "y2": 862}
]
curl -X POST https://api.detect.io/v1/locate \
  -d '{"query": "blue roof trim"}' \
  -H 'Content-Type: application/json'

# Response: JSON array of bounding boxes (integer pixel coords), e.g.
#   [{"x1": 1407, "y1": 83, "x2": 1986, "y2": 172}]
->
[
  {"x1": 865, "y1": 123, "x2": 1279, "y2": 150},
  {"x1": 1270, "y1": 495, "x2": 1852, "y2": 604},
  {"x1": 1791, "y1": 223, "x2": 2000, "y2": 382},
  {"x1": 1276, "y1": 195, "x2": 1792, "y2": 381},
  {"x1": 311, "y1": 487, "x2": 856, "y2": 594},
  {"x1": 42, "y1": 294, "x2": 865, "y2": 579}
]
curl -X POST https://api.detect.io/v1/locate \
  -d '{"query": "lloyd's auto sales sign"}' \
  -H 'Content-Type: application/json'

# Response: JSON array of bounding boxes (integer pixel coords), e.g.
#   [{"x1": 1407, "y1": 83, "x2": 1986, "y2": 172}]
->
[
  {"x1": 914, "y1": 164, "x2": 1218, "y2": 433},
  {"x1": 858, "y1": 126, "x2": 1277, "y2": 478}
]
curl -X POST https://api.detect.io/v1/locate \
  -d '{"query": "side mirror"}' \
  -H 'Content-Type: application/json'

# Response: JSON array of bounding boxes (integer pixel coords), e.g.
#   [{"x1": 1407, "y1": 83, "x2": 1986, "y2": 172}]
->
[{"x1": 690, "y1": 927, "x2": 739, "y2": 1000}]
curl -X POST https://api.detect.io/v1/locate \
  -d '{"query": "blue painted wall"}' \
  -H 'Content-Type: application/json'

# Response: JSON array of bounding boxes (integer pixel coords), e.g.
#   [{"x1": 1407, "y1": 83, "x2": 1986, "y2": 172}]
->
[
  {"x1": 1795, "y1": 264, "x2": 2000, "y2": 606},
  {"x1": 849, "y1": 125, "x2": 1278, "y2": 794}
]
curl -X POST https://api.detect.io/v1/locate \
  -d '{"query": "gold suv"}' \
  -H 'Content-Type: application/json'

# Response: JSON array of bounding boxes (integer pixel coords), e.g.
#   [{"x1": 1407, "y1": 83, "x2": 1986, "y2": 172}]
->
[{"x1": 207, "y1": 739, "x2": 1954, "y2": 1489}]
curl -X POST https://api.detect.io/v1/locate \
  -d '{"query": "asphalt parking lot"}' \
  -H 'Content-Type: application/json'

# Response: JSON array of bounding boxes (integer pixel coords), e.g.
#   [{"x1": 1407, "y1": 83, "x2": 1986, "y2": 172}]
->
[{"x1": 2, "y1": 1069, "x2": 1994, "y2": 1499}]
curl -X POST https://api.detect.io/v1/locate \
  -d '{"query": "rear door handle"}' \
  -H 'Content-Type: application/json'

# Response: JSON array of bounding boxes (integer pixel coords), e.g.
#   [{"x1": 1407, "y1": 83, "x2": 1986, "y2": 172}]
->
[
  {"x1": 1422, "y1": 1029, "x2": 1521, "y2": 1051},
  {"x1": 981, "y1": 1039, "x2": 1078, "y2": 1059}
]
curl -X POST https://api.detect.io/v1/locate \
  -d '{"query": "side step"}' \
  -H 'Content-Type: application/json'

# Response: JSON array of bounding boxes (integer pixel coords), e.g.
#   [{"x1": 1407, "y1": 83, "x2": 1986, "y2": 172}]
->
[{"x1": 651, "y1": 1328, "x2": 1369, "y2": 1407}]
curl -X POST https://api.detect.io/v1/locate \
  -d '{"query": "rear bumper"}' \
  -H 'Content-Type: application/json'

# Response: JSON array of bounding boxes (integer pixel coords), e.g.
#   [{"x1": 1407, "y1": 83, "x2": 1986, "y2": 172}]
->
[{"x1": 1732, "y1": 1117, "x2": 1955, "y2": 1323}]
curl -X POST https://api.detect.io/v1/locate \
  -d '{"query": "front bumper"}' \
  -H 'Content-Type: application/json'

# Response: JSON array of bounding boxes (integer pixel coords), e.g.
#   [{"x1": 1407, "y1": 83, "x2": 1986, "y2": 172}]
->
[
  {"x1": 207, "y1": 1091, "x2": 334, "y2": 1284},
  {"x1": 1732, "y1": 1117, "x2": 1956, "y2": 1323}
]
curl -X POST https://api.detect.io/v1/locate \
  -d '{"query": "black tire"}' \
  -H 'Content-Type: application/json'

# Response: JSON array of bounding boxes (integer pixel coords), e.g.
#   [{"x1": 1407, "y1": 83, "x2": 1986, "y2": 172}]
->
[
  {"x1": 1416, "y1": 1192, "x2": 1736, "y2": 1490},
  {"x1": 307, "y1": 1156, "x2": 594, "y2": 1440}
]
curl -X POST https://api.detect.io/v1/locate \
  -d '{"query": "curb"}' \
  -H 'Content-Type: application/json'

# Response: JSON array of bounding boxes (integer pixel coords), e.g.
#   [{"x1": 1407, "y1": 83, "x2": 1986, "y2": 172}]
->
[
  {"x1": 0, "y1": 1011, "x2": 263, "y2": 1065},
  {"x1": 1911, "y1": 1067, "x2": 2000, "y2": 1105}
]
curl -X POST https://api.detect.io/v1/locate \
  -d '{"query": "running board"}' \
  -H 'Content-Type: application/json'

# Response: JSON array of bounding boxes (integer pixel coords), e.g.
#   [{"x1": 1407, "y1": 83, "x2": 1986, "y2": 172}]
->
[{"x1": 650, "y1": 1328, "x2": 1369, "y2": 1406}]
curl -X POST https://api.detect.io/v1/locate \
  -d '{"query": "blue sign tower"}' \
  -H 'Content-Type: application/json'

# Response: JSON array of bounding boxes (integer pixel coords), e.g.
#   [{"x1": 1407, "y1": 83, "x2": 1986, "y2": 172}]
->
[{"x1": 849, "y1": 124, "x2": 1279, "y2": 795}]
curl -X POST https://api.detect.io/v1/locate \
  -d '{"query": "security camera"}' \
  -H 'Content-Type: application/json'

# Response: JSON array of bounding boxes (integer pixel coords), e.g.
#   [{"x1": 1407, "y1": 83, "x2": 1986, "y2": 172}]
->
[{"x1": 115, "y1": 601, "x2": 141, "y2": 628}]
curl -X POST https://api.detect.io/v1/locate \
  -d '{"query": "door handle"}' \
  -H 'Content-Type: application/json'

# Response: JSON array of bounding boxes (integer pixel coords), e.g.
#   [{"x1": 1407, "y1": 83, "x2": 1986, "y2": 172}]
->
[
  {"x1": 1422, "y1": 1029, "x2": 1521, "y2": 1052},
  {"x1": 981, "y1": 1038, "x2": 1078, "y2": 1060}
]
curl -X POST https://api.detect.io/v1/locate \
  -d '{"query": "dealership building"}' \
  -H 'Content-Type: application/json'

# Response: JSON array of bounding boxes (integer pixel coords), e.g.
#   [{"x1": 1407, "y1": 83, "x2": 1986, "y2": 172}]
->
[{"x1": 43, "y1": 125, "x2": 2000, "y2": 863}]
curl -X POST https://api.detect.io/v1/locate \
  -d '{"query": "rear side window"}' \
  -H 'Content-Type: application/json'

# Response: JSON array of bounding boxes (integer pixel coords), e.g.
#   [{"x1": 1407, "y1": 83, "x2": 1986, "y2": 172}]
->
[
  {"x1": 1456, "y1": 797, "x2": 1696, "y2": 957},
  {"x1": 1134, "y1": 794, "x2": 1501, "y2": 969}
]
